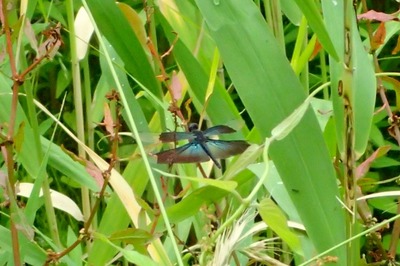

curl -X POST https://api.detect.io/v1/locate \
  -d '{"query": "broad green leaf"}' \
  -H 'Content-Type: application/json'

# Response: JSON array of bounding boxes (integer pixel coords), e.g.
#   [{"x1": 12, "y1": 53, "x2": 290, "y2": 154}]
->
[{"x1": 195, "y1": 0, "x2": 345, "y2": 262}]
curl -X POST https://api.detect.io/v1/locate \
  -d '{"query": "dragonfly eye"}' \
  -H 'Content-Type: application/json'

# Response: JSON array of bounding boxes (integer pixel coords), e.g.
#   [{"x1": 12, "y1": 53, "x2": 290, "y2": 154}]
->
[{"x1": 188, "y1": 123, "x2": 199, "y2": 132}]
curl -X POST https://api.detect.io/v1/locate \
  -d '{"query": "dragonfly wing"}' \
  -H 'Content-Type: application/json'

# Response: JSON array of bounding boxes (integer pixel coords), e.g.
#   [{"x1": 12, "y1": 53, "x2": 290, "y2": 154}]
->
[
  {"x1": 156, "y1": 143, "x2": 210, "y2": 164},
  {"x1": 203, "y1": 125, "x2": 236, "y2": 136},
  {"x1": 203, "y1": 140, "x2": 249, "y2": 159},
  {"x1": 159, "y1": 131, "x2": 195, "y2": 142}
]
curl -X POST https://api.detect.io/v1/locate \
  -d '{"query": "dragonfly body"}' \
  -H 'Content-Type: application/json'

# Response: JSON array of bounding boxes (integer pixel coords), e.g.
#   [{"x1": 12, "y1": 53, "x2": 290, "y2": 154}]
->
[{"x1": 155, "y1": 123, "x2": 249, "y2": 168}]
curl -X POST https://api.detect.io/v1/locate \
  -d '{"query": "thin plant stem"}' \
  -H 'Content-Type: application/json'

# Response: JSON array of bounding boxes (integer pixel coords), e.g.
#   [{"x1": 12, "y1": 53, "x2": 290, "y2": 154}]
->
[
  {"x1": 82, "y1": 54, "x2": 98, "y2": 232},
  {"x1": 65, "y1": 0, "x2": 92, "y2": 235},
  {"x1": 319, "y1": 49, "x2": 329, "y2": 100},
  {"x1": 263, "y1": 0, "x2": 285, "y2": 53}
]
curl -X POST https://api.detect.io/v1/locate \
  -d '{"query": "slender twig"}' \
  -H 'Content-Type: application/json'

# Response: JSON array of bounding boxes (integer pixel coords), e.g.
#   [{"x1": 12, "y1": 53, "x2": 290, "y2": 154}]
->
[
  {"x1": 1, "y1": 0, "x2": 22, "y2": 263},
  {"x1": 45, "y1": 95, "x2": 122, "y2": 263},
  {"x1": 146, "y1": 36, "x2": 186, "y2": 124}
]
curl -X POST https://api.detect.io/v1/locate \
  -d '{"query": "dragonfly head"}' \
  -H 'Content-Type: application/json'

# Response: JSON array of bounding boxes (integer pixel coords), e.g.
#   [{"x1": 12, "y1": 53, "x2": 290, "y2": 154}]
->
[{"x1": 188, "y1": 123, "x2": 199, "y2": 132}]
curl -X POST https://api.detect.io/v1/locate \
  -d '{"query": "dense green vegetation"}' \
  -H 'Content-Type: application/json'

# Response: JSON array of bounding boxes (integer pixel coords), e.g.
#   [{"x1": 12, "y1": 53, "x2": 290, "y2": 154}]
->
[{"x1": 0, "y1": 0, "x2": 399, "y2": 265}]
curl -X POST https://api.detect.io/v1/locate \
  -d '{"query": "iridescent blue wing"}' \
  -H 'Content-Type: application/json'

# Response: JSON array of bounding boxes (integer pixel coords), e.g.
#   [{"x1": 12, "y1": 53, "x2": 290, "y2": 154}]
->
[
  {"x1": 159, "y1": 131, "x2": 196, "y2": 142},
  {"x1": 203, "y1": 125, "x2": 236, "y2": 136},
  {"x1": 203, "y1": 140, "x2": 249, "y2": 159},
  {"x1": 156, "y1": 143, "x2": 210, "y2": 164}
]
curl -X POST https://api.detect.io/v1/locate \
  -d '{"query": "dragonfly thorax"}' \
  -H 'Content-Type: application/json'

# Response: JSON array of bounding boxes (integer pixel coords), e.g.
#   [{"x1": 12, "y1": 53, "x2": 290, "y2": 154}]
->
[
  {"x1": 192, "y1": 130, "x2": 208, "y2": 142},
  {"x1": 188, "y1": 123, "x2": 208, "y2": 142}
]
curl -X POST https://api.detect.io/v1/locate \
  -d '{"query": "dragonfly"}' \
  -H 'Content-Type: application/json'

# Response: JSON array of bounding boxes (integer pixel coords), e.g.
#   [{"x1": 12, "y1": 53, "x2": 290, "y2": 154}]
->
[{"x1": 155, "y1": 123, "x2": 249, "y2": 169}]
